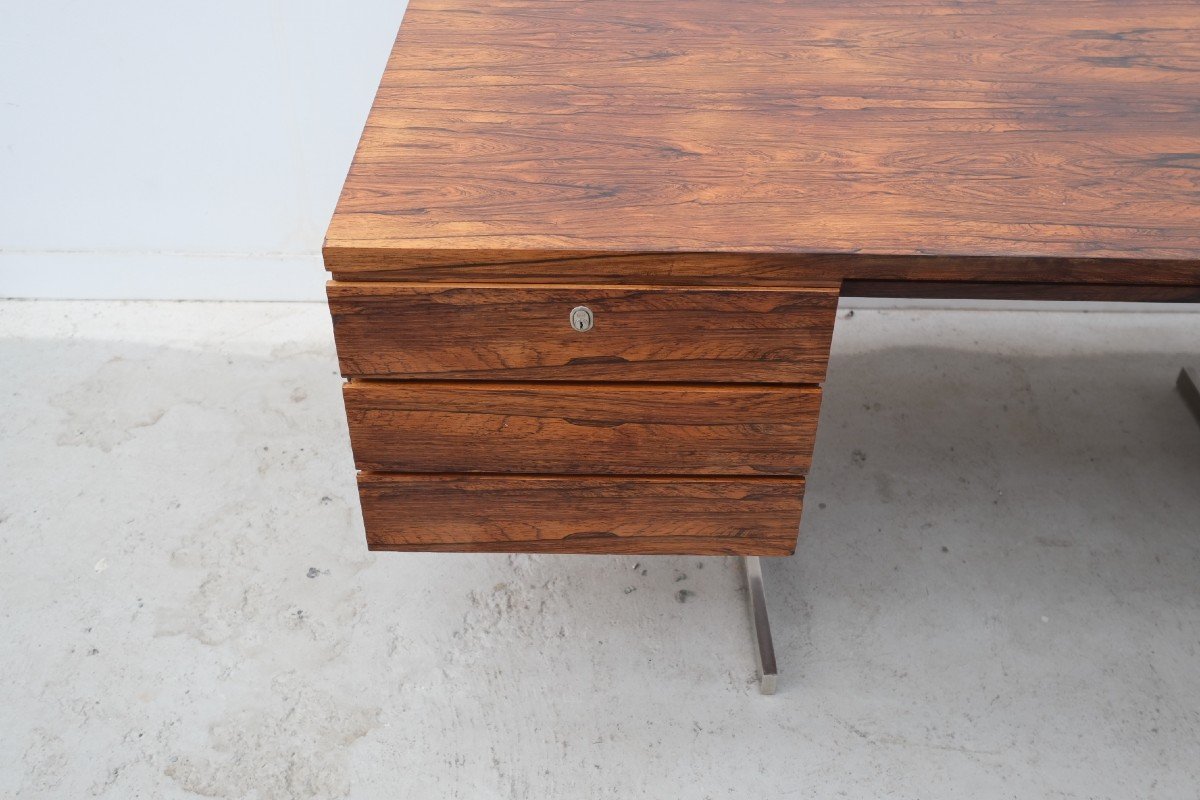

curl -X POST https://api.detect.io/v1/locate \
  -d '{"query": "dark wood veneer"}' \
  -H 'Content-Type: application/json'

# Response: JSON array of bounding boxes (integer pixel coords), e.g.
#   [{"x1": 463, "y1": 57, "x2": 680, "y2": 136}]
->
[
  {"x1": 327, "y1": 0, "x2": 1200, "y2": 283},
  {"x1": 329, "y1": 282, "x2": 838, "y2": 383},
  {"x1": 326, "y1": 0, "x2": 1200, "y2": 555},
  {"x1": 358, "y1": 474, "x2": 803, "y2": 555},
  {"x1": 344, "y1": 381, "x2": 822, "y2": 476}
]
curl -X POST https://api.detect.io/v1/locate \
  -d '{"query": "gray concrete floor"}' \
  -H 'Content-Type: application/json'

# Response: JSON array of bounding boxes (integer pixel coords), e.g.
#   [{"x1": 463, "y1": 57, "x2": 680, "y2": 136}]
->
[{"x1": 1, "y1": 300, "x2": 1198, "y2": 799}]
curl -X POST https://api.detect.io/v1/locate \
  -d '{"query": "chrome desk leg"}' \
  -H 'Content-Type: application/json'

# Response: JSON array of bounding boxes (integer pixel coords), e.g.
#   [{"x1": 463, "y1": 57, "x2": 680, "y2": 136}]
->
[
  {"x1": 744, "y1": 556, "x2": 778, "y2": 695},
  {"x1": 1178, "y1": 368, "x2": 1200, "y2": 429}
]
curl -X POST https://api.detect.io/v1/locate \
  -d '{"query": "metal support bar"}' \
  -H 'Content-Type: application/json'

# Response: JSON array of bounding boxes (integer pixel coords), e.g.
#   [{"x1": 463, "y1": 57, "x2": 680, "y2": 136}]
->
[
  {"x1": 743, "y1": 556, "x2": 778, "y2": 695},
  {"x1": 1178, "y1": 368, "x2": 1200, "y2": 429}
]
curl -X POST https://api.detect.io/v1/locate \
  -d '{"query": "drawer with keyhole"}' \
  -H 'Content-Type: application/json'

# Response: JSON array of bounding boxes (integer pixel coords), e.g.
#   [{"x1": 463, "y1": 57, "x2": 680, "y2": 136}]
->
[{"x1": 328, "y1": 282, "x2": 838, "y2": 383}]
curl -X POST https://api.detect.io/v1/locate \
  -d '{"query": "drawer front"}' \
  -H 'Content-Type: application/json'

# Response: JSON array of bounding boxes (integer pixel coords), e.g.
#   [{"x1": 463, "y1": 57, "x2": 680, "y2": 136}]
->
[
  {"x1": 358, "y1": 474, "x2": 803, "y2": 555},
  {"x1": 329, "y1": 282, "x2": 838, "y2": 383},
  {"x1": 344, "y1": 382, "x2": 821, "y2": 476}
]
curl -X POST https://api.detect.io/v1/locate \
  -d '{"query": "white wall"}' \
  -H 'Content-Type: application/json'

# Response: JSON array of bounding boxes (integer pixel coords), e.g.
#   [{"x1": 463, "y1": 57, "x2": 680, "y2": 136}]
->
[{"x1": 0, "y1": 1, "x2": 408, "y2": 300}]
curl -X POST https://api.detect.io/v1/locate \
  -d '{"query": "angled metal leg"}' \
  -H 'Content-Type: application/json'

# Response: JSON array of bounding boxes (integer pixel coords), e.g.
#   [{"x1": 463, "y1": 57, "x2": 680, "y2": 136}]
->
[
  {"x1": 744, "y1": 556, "x2": 778, "y2": 695},
  {"x1": 1178, "y1": 368, "x2": 1200, "y2": 429}
]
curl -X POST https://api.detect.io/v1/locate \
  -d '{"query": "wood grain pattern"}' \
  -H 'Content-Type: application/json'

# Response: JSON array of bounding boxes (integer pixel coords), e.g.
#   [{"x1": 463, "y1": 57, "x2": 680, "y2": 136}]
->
[
  {"x1": 325, "y1": 0, "x2": 1200, "y2": 283},
  {"x1": 329, "y1": 282, "x2": 838, "y2": 382},
  {"x1": 358, "y1": 474, "x2": 803, "y2": 555},
  {"x1": 327, "y1": 252, "x2": 1200, "y2": 289},
  {"x1": 841, "y1": 280, "x2": 1200, "y2": 303},
  {"x1": 344, "y1": 381, "x2": 822, "y2": 475},
  {"x1": 326, "y1": 0, "x2": 1200, "y2": 557}
]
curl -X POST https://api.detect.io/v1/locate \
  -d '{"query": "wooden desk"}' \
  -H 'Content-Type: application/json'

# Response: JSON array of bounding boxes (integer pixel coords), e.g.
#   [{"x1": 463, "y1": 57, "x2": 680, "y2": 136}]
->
[{"x1": 325, "y1": 0, "x2": 1200, "y2": 556}]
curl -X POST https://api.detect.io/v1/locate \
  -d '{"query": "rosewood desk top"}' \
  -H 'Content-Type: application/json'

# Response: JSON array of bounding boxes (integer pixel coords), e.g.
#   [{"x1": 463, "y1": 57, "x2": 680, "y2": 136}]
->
[{"x1": 326, "y1": 0, "x2": 1200, "y2": 288}]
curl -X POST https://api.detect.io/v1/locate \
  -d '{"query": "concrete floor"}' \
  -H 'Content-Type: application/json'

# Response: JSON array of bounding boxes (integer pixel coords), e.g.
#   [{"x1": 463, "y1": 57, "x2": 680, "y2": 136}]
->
[{"x1": 1, "y1": 300, "x2": 1198, "y2": 799}]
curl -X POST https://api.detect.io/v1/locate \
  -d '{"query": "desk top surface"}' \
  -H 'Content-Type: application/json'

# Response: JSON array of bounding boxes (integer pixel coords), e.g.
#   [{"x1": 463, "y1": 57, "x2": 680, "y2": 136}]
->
[{"x1": 326, "y1": 0, "x2": 1200, "y2": 281}]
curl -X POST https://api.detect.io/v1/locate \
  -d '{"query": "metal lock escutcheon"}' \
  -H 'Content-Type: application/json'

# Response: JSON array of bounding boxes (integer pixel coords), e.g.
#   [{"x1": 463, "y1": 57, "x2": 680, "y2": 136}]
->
[{"x1": 569, "y1": 305, "x2": 594, "y2": 332}]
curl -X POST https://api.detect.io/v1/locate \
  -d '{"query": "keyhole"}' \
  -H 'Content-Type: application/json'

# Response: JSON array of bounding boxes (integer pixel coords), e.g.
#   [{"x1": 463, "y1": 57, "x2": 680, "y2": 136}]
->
[{"x1": 570, "y1": 306, "x2": 593, "y2": 332}]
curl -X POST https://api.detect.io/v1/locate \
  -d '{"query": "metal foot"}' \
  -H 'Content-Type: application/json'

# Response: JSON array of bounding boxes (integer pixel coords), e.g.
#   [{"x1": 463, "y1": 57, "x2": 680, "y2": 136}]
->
[
  {"x1": 1178, "y1": 368, "x2": 1200, "y2": 429},
  {"x1": 743, "y1": 556, "x2": 778, "y2": 695}
]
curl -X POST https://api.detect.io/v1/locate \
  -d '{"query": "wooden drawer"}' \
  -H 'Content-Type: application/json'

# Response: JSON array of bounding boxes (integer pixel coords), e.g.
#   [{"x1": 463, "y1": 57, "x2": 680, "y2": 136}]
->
[
  {"x1": 344, "y1": 381, "x2": 821, "y2": 475},
  {"x1": 329, "y1": 282, "x2": 838, "y2": 383},
  {"x1": 358, "y1": 474, "x2": 803, "y2": 555}
]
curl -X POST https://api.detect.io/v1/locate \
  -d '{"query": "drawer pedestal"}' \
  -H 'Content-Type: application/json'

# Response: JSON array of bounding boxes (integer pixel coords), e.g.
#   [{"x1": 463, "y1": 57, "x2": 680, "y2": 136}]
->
[{"x1": 328, "y1": 281, "x2": 838, "y2": 555}]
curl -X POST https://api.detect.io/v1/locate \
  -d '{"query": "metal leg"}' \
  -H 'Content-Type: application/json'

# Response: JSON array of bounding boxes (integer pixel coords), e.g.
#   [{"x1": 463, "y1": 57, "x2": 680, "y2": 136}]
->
[
  {"x1": 743, "y1": 556, "x2": 778, "y2": 695},
  {"x1": 1178, "y1": 368, "x2": 1200, "y2": 429}
]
